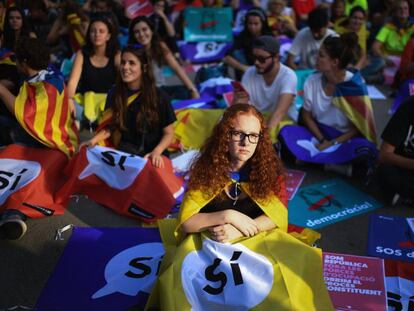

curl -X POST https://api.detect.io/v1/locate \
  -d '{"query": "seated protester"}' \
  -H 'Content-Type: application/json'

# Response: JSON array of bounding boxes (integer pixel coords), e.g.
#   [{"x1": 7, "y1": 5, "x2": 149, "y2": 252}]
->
[
  {"x1": 0, "y1": 38, "x2": 79, "y2": 155},
  {"x1": 330, "y1": 0, "x2": 346, "y2": 24},
  {"x1": 344, "y1": 0, "x2": 368, "y2": 15},
  {"x1": 179, "y1": 104, "x2": 287, "y2": 241},
  {"x1": 46, "y1": 1, "x2": 89, "y2": 57},
  {"x1": 1, "y1": 7, "x2": 37, "y2": 50},
  {"x1": 266, "y1": 0, "x2": 297, "y2": 38},
  {"x1": 233, "y1": 35, "x2": 297, "y2": 140},
  {"x1": 67, "y1": 17, "x2": 120, "y2": 129},
  {"x1": 27, "y1": 0, "x2": 58, "y2": 43},
  {"x1": 394, "y1": 34, "x2": 414, "y2": 86},
  {"x1": 378, "y1": 96, "x2": 414, "y2": 205},
  {"x1": 224, "y1": 7, "x2": 273, "y2": 80},
  {"x1": 1, "y1": 7, "x2": 37, "y2": 93},
  {"x1": 0, "y1": 38, "x2": 79, "y2": 239},
  {"x1": 334, "y1": 6, "x2": 368, "y2": 69},
  {"x1": 364, "y1": 0, "x2": 414, "y2": 83},
  {"x1": 279, "y1": 33, "x2": 378, "y2": 177},
  {"x1": 128, "y1": 16, "x2": 200, "y2": 99},
  {"x1": 147, "y1": 104, "x2": 334, "y2": 310},
  {"x1": 149, "y1": 0, "x2": 179, "y2": 55},
  {"x1": 81, "y1": 45, "x2": 176, "y2": 168},
  {"x1": 286, "y1": 8, "x2": 337, "y2": 70}
]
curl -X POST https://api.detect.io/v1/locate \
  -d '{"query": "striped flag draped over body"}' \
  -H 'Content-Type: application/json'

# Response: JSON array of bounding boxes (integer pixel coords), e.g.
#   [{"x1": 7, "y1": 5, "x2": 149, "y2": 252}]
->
[
  {"x1": 14, "y1": 69, "x2": 79, "y2": 157},
  {"x1": 332, "y1": 70, "x2": 377, "y2": 144},
  {"x1": 279, "y1": 70, "x2": 378, "y2": 164}
]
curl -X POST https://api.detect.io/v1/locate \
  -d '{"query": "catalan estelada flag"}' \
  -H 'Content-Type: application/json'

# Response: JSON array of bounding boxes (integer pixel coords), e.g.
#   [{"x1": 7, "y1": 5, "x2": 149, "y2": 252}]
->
[
  {"x1": 66, "y1": 13, "x2": 86, "y2": 52},
  {"x1": 332, "y1": 70, "x2": 377, "y2": 144},
  {"x1": 96, "y1": 92, "x2": 139, "y2": 147},
  {"x1": 14, "y1": 69, "x2": 79, "y2": 157}
]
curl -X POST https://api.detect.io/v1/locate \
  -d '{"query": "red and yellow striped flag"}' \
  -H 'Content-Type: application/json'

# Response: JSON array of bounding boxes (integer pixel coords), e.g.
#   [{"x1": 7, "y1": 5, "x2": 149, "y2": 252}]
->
[{"x1": 14, "y1": 70, "x2": 79, "y2": 157}]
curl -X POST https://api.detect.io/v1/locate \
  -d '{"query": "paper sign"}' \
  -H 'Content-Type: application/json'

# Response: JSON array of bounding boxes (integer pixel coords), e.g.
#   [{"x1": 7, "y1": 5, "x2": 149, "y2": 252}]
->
[
  {"x1": 367, "y1": 215, "x2": 414, "y2": 263},
  {"x1": 323, "y1": 253, "x2": 387, "y2": 311},
  {"x1": 289, "y1": 178, "x2": 381, "y2": 229},
  {"x1": 184, "y1": 7, "x2": 233, "y2": 42},
  {"x1": 286, "y1": 169, "x2": 305, "y2": 200},
  {"x1": 123, "y1": 0, "x2": 153, "y2": 18}
]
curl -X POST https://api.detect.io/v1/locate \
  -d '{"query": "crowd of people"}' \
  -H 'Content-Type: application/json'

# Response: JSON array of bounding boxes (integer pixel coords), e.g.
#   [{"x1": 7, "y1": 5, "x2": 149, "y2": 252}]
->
[
  {"x1": 0, "y1": 0, "x2": 411, "y2": 234},
  {"x1": 0, "y1": 0, "x2": 413, "y2": 308}
]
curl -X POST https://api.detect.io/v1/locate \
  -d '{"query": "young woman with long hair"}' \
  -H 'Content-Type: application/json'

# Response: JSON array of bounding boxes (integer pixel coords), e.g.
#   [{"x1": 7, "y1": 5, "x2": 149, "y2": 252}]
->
[
  {"x1": 67, "y1": 17, "x2": 120, "y2": 99},
  {"x1": 1, "y1": 7, "x2": 36, "y2": 50},
  {"x1": 128, "y1": 16, "x2": 199, "y2": 99},
  {"x1": 178, "y1": 104, "x2": 287, "y2": 242},
  {"x1": 81, "y1": 45, "x2": 176, "y2": 168},
  {"x1": 279, "y1": 33, "x2": 378, "y2": 177}
]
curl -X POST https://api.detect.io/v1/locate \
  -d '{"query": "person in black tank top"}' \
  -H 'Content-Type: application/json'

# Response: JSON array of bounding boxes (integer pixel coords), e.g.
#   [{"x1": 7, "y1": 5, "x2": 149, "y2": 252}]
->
[
  {"x1": 67, "y1": 17, "x2": 120, "y2": 112},
  {"x1": 78, "y1": 49, "x2": 117, "y2": 93},
  {"x1": 179, "y1": 104, "x2": 286, "y2": 243}
]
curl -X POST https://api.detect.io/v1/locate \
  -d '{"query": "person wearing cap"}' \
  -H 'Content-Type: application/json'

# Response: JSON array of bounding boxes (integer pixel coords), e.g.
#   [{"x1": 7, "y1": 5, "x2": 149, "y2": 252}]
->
[
  {"x1": 286, "y1": 8, "x2": 336, "y2": 70},
  {"x1": 224, "y1": 7, "x2": 273, "y2": 80},
  {"x1": 233, "y1": 35, "x2": 297, "y2": 135}
]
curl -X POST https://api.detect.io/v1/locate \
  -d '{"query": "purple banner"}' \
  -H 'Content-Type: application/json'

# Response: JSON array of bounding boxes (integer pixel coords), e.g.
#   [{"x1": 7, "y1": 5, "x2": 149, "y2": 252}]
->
[
  {"x1": 199, "y1": 77, "x2": 233, "y2": 99},
  {"x1": 36, "y1": 227, "x2": 163, "y2": 310},
  {"x1": 172, "y1": 96, "x2": 217, "y2": 110},
  {"x1": 279, "y1": 124, "x2": 378, "y2": 164}
]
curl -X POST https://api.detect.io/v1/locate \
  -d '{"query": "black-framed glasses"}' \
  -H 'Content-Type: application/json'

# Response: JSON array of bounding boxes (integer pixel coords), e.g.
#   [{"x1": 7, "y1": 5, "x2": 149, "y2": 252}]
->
[
  {"x1": 252, "y1": 54, "x2": 273, "y2": 63},
  {"x1": 229, "y1": 130, "x2": 262, "y2": 144}
]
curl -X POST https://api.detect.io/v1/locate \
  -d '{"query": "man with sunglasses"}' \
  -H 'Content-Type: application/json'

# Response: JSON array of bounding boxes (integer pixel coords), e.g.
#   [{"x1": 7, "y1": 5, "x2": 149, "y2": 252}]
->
[{"x1": 233, "y1": 35, "x2": 297, "y2": 131}]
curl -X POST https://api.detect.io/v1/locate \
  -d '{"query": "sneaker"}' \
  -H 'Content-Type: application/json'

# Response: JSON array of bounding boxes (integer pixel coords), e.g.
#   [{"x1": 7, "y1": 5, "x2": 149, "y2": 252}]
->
[
  {"x1": 0, "y1": 215, "x2": 27, "y2": 240},
  {"x1": 324, "y1": 164, "x2": 353, "y2": 177}
]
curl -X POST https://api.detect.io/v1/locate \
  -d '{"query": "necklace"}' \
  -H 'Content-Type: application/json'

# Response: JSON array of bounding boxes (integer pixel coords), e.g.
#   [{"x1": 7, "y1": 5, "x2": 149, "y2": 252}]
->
[{"x1": 225, "y1": 182, "x2": 241, "y2": 206}]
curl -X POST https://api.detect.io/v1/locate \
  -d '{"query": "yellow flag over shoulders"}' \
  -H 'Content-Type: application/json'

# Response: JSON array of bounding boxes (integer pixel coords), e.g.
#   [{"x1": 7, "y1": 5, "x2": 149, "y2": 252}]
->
[{"x1": 146, "y1": 219, "x2": 333, "y2": 311}]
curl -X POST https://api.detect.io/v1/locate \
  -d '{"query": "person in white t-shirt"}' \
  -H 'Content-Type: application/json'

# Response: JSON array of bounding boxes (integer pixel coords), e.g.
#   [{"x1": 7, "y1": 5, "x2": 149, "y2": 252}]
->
[
  {"x1": 286, "y1": 8, "x2": 336, "y2": 69},
  {"x1": 233, "y1": 35, "x2": 297, "y2": 133},
  {"x1": 278, "y1": 32, "x2": 378, "y2": 178}
]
